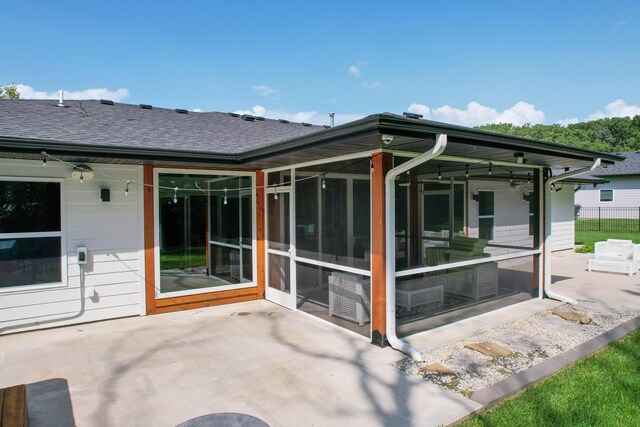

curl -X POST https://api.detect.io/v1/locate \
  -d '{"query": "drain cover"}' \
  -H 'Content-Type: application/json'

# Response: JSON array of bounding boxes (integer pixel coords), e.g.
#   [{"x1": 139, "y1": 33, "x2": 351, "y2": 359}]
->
[{"x1": 177, "y1": 412, "x2": 269, "y2": 427}]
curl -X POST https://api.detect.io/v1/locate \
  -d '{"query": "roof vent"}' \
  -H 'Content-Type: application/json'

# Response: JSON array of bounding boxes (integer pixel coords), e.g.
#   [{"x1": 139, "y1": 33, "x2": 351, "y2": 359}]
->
[
  {"x1": 278, "y1": 119, "x2": 290, "y2": 124},
  {"x1": 228, "y1": 112, "x2": 240, "y2": 117},
  {"x1": 403, "y1": 112, "x2": 423, "y2": 119},
  {"x1": 242, "y1": 114, "x2": 255, "y2": 121},
  {"x1": 139, "y1": 104, "x2": 153, "y2": 110},
  {"x1": 302, "y1": 122, "x2": 312, "y2": 127},
  {"x1": 175, "y1": 108, "x2": 188, "y2": 114},
  {"x1": 254, "y1": 116, "x2": 265, "y2": 121},
  {"x1": 100, "y1": 99, "x2": 114, "y2": 105}
]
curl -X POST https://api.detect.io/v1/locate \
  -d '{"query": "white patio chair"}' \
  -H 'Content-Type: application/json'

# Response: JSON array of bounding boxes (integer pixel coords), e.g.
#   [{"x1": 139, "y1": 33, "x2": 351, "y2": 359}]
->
[{"x1": 589, "y1": 239, "x2": 637, "y2": 276}]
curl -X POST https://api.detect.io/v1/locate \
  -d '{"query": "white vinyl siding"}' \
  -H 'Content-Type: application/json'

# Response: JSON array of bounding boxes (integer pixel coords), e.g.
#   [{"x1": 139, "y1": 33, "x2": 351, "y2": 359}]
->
[
  {"x1": 468, "y1": 181, "x2": 533, "y2": 250},
  {"x1": 575, "y1": 176, "x2": 640, "y2": 208},
  {"x1": 550, "y1": 187, "x2": 575, "y2": 251},
  {"x1": 0, "y1": 159, "x2": 145, "y2": 334}
]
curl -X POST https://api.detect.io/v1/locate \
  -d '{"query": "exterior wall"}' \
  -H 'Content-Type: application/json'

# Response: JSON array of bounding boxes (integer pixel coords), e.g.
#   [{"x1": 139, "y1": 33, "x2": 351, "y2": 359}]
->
[
  {"x1": 575, "y1": 176, "x2": 640, "y2": 209},
  {"x1": 550, "y1": 186, "x2": 575, "y2": 251},
  {"x1": 0, "y1": 159, "x2": 145, "y2": 334},
  {"x1": 467, "y1": 181, "x2": 533, "y2": 249}
]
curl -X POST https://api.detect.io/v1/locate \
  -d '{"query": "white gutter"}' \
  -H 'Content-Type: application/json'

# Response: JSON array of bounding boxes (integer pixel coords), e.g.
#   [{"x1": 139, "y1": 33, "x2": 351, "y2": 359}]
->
[
  {"x1": 544, "y1": 158, "x2": 601, "y2": 305},
  {"x1": 384, "y1": 133, "x2": 447, "y2": 361}
]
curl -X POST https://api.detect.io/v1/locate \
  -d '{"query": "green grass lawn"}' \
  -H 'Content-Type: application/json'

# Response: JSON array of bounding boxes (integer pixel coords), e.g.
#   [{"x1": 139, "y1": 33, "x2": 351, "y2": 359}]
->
[
  {"x1": 457, "y1": 329, "x2": 640, "y2": 426},
  {"x1": 160, "y1": 248, "x2": 206, "y2": 270}
]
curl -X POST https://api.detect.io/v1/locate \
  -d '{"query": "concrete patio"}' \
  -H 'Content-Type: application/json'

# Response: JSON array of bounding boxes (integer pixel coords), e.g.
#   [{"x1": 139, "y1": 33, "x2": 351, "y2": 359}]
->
[
  {"x1": 1, "y1": 300, "x2": 481, "y2": 427},
  {"x1": 1, "y1": 251, "x2": 638, "y2": 427}
]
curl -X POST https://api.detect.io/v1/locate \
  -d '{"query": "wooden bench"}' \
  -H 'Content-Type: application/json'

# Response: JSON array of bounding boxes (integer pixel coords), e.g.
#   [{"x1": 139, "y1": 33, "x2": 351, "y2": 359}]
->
[{"x1": 0, "y1": 385, "x2": 28, "y2": 427}]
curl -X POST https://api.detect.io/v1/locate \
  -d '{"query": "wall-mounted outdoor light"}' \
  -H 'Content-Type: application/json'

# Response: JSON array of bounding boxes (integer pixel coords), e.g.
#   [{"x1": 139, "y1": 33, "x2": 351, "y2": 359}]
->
[
  {"x1": 514, "y1": 152, "x2": 526, "y2": 164},
  {"x1": 100, "y1": 188, "x2": 111, "y2": 202},
  {"x1": 472, "y1": 191, "x2": 480, "y2": 202}
]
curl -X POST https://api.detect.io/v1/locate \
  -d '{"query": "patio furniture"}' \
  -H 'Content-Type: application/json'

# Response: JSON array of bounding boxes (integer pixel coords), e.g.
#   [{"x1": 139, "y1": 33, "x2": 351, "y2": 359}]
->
[
  {"x1": 395, "y1": 277, "x2": 444, "y2": 312},
  {"x1": 445, "y1": 262, "x2": 499, "y2": 300},
  {"x1": 588, "y1": 239, "x2": 639, "y2": 276},
  {"x1": 0, "y1": 384, "x2": 28, "y2": 427},
  {"x1": 328, "y1": 272, "x2": 371, "y2": 326}
]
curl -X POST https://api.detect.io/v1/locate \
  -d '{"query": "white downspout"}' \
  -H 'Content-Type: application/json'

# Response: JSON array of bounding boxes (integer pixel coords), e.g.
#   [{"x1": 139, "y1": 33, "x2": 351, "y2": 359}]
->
[
  {"x1": 544, "y1": 158, "x2": 601, "y2": 305},
  {"x1": 385, "y1": 134, "x2": 447, "y2": 361}
]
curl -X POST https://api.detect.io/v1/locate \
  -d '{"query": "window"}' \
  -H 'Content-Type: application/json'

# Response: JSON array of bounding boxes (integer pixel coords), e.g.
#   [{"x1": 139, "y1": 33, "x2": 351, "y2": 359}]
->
[
  {"x1": 478, "y1": 190, "x2": 495, "y2": 241},
  {"x1": 156, "y1": 171, "x2": 254, "y2": 295},
  {"x1": 0, "y1": 179, "x2": 63, "y2": 289},
  {"x1": 600, "y1": 189, "x2": 614, "y2": 203}
]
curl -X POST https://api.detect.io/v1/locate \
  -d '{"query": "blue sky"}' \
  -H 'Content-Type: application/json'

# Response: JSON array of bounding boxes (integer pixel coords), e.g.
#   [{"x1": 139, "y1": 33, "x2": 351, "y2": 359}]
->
[{"x1": 2, "y1": 1, "x2": 639, "y2": 126}]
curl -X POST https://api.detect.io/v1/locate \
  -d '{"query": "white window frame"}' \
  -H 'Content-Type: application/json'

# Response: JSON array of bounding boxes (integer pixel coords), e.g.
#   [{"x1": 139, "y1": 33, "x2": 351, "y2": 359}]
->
[
  {"x1": 599, "y1": 189, "x2": 614, "y2": 203},
  {"x1": 0, "y1": 176, "x2": 67, "y2": 293},
  {"x1": 153, "y1": 168, "x2": 257, "y2": 298},
  {"x1": 477, "y1": 189, "x2": 495, "y2": 242}
]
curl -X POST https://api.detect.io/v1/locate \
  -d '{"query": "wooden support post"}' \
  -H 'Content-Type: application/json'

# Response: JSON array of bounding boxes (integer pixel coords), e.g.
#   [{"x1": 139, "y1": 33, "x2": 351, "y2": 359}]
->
[
  {"x1": 143, "y1": 164, "x2": 157, "y2": 315},
  {"x1": 371, "y1": 152, "x2": 393, "y2": 346},
  {"x1": 256, "y1": 171, "x2": 266, "y2": 299}
]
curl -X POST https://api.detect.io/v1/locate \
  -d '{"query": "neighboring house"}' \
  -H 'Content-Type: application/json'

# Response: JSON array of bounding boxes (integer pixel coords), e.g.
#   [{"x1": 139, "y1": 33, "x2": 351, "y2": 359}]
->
[
  {"x1": 0, "y1": 99, "x2": 621, "y2": 353},
  {"x1": 575, "y1": 151, "x2": 640, "y2": 217}
]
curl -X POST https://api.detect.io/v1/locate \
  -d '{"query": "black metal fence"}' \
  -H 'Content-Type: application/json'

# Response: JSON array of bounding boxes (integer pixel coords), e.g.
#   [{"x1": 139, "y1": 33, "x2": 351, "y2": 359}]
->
[{"x1": 575, "y1": 206, "x2": 640, "y2": 233}]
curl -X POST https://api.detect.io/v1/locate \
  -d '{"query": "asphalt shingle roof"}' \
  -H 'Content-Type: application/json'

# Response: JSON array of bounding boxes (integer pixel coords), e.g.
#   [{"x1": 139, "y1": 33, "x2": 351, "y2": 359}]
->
[
  {"x1": 0, "y1": 99, "x2": 326, "y2": 155},
  {"x1": 588, "y1": 151, "x2": 640, "y2": 176}
]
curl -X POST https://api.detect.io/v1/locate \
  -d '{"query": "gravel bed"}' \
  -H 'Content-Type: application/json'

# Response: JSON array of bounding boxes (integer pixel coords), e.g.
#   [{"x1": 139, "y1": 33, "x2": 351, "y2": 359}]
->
[{"x1": 395, "y1": 300, "x2": 640, "y2": 398}]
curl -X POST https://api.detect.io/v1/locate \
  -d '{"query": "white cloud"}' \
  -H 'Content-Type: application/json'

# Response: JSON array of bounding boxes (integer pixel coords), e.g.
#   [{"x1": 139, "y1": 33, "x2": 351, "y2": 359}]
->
[
  {"x1": 191, "y1": 107, "x2": 203, "y2": 112},
  {"x1": 362, "y1": 80, "x2": 384, "y2": 90},
  {"x1": 407, "y1": 100, "x2": 545, "y2": 126},
  {"x1": 556, "y1": 117, "x2": 579, "y2": 126},
  {"x1": 233, "y1": 105, "x2": 363, "y2": 126},
  {"x1": 348, "y1": 65, "x2": 361, "y2": 76},
  {"x1": 407, "y1": 103, "x2": 431, "y2": 118},
  {"x1": 612, "y1": 20, "x2": 628, "y2": 31},
  {"x1": 587, "y1": 99, "x2": 640, "y2": 121},
  {"x1": 251, "y1": 84, "x2": 280, "y2": 98},
  {"x1": 16, "y1": 84, "x2": 130, "y2": 102}
]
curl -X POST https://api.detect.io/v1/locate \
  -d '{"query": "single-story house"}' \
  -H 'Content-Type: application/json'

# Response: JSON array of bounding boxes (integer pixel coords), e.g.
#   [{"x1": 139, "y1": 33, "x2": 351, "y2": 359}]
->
[
  {"x1": 0, "y1": 99, "x2": 622, "y2": 357},
  {"x1": 575, "y1": 151, "x2": 640, "y2": 218}
]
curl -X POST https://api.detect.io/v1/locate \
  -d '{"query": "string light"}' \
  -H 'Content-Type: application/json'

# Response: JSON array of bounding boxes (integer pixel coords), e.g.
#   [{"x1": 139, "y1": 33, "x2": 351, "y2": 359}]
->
[
  {"x1": 369, "y1": 156, "x2": 374, "y2": 171},
  {"x1": 322, "y1": 175, "x2": 326, "y2": 189},
  {"x1": 274, "y1": 186, "x2": 278, "y2": 200},
  {"x1": 80, "y1": 171, "x2": 84, "y2": 184},
  {"x1": 488, "y1": 162, "x2": 492, "y2": 175},
  {"x1": 465, "y1": 165, "x2": 469, "y2": 178},
  {"x1": 173, "y1": 187, "x2": 178, "y2": 203},
  {"x1": 510, "y1": 171, "x2": 513, "y2": 183},
  {"x1": 42, "y1": 156, "x2": 47, "y2": 166},
  {"x1": 438, "y1": 166, "x2": 442, "y2": 180},
  {"x1": 125, "y1": 181, "x2": 130, "y2": 196},
  {"x1": 224, "y1": 187, "x2": 228, "y2": 205},
  {"x1": 527, "y1": 173, "x2": 531, "y2": 184}
]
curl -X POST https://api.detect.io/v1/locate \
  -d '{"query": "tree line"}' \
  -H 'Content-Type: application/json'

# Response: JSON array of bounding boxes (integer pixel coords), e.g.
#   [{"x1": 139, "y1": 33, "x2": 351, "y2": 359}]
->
[{"x1": 477, "y1": 116, "x2": 640, "y2": 153}]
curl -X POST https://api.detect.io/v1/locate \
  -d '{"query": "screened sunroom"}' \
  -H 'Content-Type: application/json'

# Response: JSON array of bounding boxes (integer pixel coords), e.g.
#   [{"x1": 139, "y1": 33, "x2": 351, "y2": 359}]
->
[{"x1": 253, "y1": 112, "x2": 618, "y2": 348}]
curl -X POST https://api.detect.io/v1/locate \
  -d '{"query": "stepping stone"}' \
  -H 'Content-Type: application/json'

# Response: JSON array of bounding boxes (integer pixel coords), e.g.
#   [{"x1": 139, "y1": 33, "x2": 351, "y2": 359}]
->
[
  {"x1": 553, "y1": 310, "x2": 591, "y2": 324},
  {"x1": 449, "y1": 351, "x2": 487, "y2": 373},
  {"x1": 419, "y1": 363, "x2": 455, "y2": 376},
  {"x1": 464, "y1": 342, "x2": 513, "y2": 357},
  {"x1": 495, "y1": 332, "x2": 552, "y2": 353}
]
